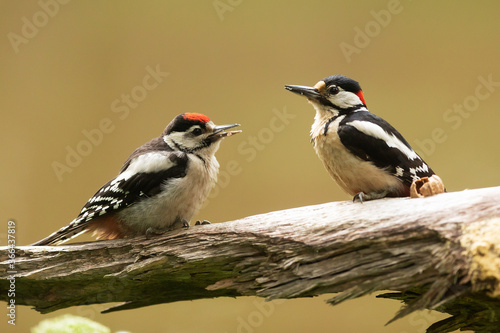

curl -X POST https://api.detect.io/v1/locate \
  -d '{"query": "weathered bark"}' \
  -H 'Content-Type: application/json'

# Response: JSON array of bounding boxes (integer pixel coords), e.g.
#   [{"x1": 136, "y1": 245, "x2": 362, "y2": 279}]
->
[{"x1": 1, "y1": 186, "x2": 500, "y2": 332}]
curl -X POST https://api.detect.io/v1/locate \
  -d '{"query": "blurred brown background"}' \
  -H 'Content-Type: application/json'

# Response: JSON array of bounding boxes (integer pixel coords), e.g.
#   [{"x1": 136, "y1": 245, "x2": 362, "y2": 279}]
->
[{"x1": 1, "y1": 1, "x2": 499, "y2": 332}]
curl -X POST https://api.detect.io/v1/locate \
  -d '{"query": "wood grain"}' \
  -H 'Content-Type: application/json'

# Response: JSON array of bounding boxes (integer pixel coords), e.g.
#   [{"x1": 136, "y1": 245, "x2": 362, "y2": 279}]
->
[{"x1": 2, "y1": 186, "x2": 500, "y2": 332}]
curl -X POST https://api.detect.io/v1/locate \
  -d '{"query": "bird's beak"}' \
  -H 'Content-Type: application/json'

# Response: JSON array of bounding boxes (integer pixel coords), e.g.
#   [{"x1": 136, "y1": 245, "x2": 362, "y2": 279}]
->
[
  {"x1": 284, "y1": 84, "x2": 322, "y2": 100},
  {"x1": 210, "y1": 124, "x2": 241, "y2": 139}
]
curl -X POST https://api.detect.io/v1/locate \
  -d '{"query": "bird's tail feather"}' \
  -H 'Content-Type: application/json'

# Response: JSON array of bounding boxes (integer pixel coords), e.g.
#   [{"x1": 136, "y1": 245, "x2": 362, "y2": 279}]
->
[{"x1": 30, "y1": 218, "x2": 87, "y2": 246}]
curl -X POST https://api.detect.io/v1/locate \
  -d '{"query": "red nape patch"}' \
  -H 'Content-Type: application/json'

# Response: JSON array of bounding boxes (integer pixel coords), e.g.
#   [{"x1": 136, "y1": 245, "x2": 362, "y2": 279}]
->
[
  {"x1": 182, "y1": 113, "x2": 210, "y2": 123},
  {"x1": 356, "y1": 91, "x2": 367, "y2": 106}
]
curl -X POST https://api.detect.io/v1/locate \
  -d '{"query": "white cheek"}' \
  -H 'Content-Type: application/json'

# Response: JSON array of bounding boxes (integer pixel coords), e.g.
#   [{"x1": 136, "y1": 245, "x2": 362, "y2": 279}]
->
[
  {"x1": 165, "y1": 132, "x2": 200, "y2": 149},
  {"x1": 330, "y1": 91, "x2": 362, "y2": 108}
]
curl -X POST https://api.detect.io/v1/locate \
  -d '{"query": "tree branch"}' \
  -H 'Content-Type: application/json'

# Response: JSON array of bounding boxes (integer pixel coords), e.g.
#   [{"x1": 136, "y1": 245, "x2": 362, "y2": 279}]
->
[{"x1": 2, "y1": 187, "x2": 500, "y2": 332}]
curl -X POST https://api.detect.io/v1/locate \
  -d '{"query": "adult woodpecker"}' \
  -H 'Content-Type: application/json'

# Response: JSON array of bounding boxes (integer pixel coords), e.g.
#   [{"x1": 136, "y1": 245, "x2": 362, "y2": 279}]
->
[
  {"x1": 285, "y1": 74, "x2": 438, "y2": 201},
  {"x1": 32, "y1": 113, "x2": 240, "y2": 245}
]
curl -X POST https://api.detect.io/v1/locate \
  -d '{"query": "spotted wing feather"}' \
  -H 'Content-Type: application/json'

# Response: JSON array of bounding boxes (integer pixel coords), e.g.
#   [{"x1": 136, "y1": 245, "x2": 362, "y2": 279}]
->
[
  {"x1": 31, "y1": 149, "x2": 188, "y2": 246},
  {"x1": 337, "y1": 112, "x2": 434, "y2": 187}
]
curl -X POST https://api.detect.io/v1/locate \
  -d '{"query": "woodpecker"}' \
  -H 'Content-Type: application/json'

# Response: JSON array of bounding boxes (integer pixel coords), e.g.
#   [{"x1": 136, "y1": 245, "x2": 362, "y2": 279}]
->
[
  {"x1": 285, "y1": 75, "x2": 437, "y2": 201},
  {"x1": 32, "y1": 113, "x2": 241, "y2": 246}
]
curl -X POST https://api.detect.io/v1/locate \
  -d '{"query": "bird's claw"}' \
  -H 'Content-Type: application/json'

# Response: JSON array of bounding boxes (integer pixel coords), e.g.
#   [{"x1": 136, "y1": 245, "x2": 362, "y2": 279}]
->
[
  {"x1": 145, "y1": 219, "x2": 189, "y2": 239},
  {"x1": 353, "y1": 189, "x2": 393, "y2": 202},
  {"x1": 195, "y1": 220, "x2": 211, "y2": 226},
  {"x1": 173, "y1": 218, "x2": 190, "y2": 229},
  {"x1": 145, "y1": 227, "x2": 165, "y2": 239},
  {"x1": 353, "y1": 192, "x2": 365, "y2": 203}
]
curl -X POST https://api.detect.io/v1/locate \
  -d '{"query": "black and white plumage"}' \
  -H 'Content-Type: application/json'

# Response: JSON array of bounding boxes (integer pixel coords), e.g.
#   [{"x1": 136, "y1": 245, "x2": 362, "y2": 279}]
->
[
  {"x1": 285, "y1": 75, "x2": 437, "y2": 201},
  {"x1": 32, "y1": 113, "x2": 240, "y2": 245}
]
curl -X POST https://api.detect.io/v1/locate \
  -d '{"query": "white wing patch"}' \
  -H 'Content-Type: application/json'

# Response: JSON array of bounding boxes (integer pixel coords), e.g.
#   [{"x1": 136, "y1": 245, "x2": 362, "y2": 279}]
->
[
  {"x1": 409, "y1": 164, "x2": 430, "y2": 180},
  {"x1": 74, "y1": 152, "x2": 177, "y2": 223},
  {"x1": 395, "y1": 166, "x2": 404, "y2": 177},
  {"x1": 346, "y1": 120, "x2": 419, "y2": 160},
  {"x1": 112, "y1": 152, "x2": 176, "y2": 184}
]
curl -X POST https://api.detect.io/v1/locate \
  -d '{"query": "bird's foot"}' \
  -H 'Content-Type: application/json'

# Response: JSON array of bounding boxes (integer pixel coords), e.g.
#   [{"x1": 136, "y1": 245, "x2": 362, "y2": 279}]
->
[
  {"x1": 195, "y1": 220, "x2": 211, "y2": 226},
  {"x1": 353, "y1": 190, "x2": 392, "y2": 203},
  {"x1": 352, "y1": 192, "x2": 365, "y2": 203},
  {"x1": 171, "y1": 218, "x2": 190, "y2": 230},
  {"x1": 145, "y1": 219, "x2": 189, "y2": 239},
  {"x1": 145, "y1": 227, "x2": 166, "y2": 239}
]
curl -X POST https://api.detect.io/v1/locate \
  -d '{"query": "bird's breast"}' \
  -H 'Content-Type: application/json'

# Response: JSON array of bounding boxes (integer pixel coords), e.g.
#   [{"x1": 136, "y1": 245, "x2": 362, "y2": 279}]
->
[
  {"x1": 311, "y1": 116, "x2": 404, "y2": 196},
  {"x1": 117, "y1": 155, "x2": 219, "y2": 234}
]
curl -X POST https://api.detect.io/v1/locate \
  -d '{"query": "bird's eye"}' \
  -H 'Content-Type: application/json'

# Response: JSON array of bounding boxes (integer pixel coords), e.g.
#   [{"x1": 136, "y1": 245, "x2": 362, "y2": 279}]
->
[
  {"x1": 192, "y1": 128, "x2": 203, "y2": 136},
  {"x1": 327, "y1": 86, "x2": 339, "y2": 95}
]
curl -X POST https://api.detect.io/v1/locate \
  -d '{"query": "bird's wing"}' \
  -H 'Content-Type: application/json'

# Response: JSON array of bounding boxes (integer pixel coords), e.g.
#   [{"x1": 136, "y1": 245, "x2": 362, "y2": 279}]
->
[
  {"x1": 337, "y1": 112, "x2": 434, "y2": 187},
  {"x1": 31, "y1": 149, "x2": 188, "y2": 245}
]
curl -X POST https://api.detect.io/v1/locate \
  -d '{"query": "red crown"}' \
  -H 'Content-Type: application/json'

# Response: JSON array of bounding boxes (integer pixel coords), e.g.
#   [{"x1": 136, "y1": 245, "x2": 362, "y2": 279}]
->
[{"x1": 182, "y1": 113, "x2": 210, "y2": 123}]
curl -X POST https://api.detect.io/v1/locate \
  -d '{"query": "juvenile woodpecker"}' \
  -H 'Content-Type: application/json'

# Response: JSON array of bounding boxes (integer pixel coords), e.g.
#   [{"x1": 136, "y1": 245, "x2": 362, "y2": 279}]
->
[
  {"x1": 32, "y1": 113, "x2": 240, "y2": 245},
  {"x1": 285, "y1": 75, "x2": 437, "y2": 201}
]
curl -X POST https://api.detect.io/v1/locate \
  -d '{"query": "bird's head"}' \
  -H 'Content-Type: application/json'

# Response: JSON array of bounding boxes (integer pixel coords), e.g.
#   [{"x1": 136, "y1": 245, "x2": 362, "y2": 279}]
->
[
  {"x1": 163, "y1": 113, "x2": 241, "y2": 155},
  {"x1": 285, "y1": 75, "x2": 367, "y2": 116}
]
